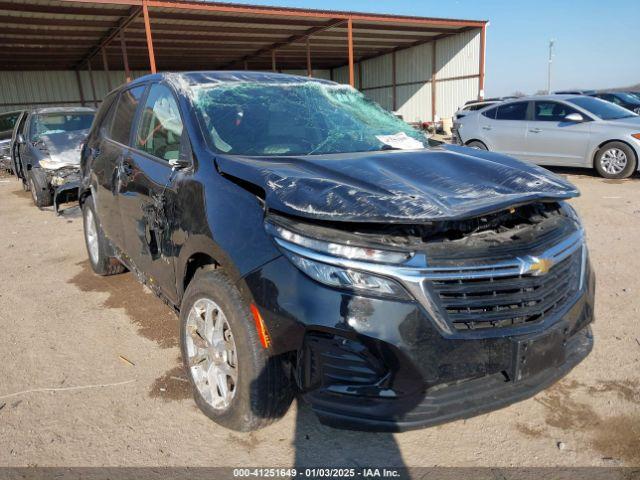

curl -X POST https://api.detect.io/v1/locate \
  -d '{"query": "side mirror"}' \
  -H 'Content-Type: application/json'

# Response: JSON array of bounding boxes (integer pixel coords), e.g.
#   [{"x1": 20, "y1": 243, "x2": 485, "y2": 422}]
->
[
  {"x1": 16, "y1": 133, "x2": 25, "y2": 144},
  {"x1": 564, "y1": 113, "x2": 584, "y2": 122}
]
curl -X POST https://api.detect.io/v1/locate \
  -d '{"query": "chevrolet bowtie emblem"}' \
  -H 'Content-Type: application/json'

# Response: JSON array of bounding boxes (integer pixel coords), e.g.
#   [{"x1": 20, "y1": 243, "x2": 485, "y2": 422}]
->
[{"x1": 528, "y1": 257, "x2": 554, "y2": 275}]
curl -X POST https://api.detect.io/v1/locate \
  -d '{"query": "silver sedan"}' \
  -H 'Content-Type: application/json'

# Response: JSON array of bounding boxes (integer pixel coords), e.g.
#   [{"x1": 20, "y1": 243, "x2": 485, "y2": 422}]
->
[{"x1": 454, "y1": 95, "x2": 640, "y2": 179}]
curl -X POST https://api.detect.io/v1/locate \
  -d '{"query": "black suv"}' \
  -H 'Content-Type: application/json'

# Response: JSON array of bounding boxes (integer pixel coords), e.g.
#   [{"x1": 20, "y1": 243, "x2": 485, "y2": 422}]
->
[{"x1": 80, "y1": 72, "x2": 594, "y2": 432}]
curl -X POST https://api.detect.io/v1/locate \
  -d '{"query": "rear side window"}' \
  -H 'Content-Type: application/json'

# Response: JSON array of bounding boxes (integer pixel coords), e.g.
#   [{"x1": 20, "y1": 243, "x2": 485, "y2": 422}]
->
[
  {"x1": 134, "y1": 84, "x2": 183, "y2": 161},
  {"x1": 495, "y1": 102, "x2": 528, "y2": 120},
  {"x1": 481, "y1": 107, "x2": 497, "y2": 119},
  {"x1": 108, "y1": 86, "x2": 145, "y2": 145}
]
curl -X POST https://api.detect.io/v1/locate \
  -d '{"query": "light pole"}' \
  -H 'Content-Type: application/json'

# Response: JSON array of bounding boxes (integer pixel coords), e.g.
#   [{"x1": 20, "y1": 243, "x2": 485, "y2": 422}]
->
[{"x1": 547, "y1": 39, "x2": 555, "y2": 94}]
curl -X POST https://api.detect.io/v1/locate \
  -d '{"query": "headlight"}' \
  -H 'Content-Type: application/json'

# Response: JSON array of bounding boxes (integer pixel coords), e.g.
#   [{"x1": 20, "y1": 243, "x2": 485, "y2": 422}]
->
[
  {"x1": 266, "y1": 222, "x2": 411, "y2": 299},
  {"x1": 266, "y1": 222, "x2": 412, "y2": 264},
  {"x1": 285, "y1": 254, "x2": 409, "y2": 298}
]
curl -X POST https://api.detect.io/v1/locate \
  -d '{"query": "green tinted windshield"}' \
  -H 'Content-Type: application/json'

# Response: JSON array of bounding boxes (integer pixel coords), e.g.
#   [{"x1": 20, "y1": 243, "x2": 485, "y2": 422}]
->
[{"x1": 191, "y1": 82, "x2": 427, "y2": 156}]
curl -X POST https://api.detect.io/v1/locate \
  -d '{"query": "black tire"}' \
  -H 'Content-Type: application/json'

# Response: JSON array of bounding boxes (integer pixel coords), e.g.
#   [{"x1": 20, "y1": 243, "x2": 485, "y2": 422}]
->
[
  {"x1": 180, "y1": 267, "x2": 293, "y2": 431},
  {"x1": 466, "y1": 140, "x2": 488, "y2": 150},
  {"x1": 594, "y1": 141, "x2": 637, "y2": 179},
  {"x1": 28, "y1": 171, "x2": 53, "y2": 208},
  {"x1": 82, "y1": 196, "x2": 126, "y2": 276}
]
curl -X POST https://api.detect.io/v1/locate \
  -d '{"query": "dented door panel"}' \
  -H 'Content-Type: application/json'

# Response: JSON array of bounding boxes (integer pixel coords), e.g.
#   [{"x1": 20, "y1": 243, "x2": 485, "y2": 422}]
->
[{"x1": 118, "y1": 150, "x2": 178, "y2": 303}]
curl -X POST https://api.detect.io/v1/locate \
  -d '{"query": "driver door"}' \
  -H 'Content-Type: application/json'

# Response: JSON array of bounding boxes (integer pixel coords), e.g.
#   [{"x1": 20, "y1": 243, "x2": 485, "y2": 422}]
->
[
  {"x1": 524, "y1": 101, "x2": 591, "y2": 166},
  {"x1": 118, "y1": 83, "x2": 184, "y2": 304}
]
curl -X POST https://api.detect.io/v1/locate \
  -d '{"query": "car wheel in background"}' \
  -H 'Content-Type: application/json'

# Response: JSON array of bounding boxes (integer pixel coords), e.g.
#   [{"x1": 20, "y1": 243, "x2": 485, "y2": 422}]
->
[
  {"x1": 82, "y1": 196, "x2": 126, "y2": 276},
  {"x1": 594, "y1": 142, "x2": 636, "y2": 179},
  {"x1": 180, "y1": 267, "x2": 293, "y2": 431},
  {"x1": 466, "y1": 140, "x2": 488, "y2": 150},
  {"x1": 28, "y1": 171, "x2": 52, "y2": 208}
]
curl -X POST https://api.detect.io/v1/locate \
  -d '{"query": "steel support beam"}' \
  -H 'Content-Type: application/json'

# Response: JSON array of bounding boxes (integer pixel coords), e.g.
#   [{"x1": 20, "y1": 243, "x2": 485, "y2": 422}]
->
[
  {"x1": 347, "y1": 17, "x2": 354, "y2": 87},
  {"x1": 478, "y1": 24, "x2": 486, "y2": 99},
  {"x1": 391, "y1": 50, "x2": 397, "y2": 110},
  {"x1": 142, "y1": 0, "x2": 156, "y2": 73},
  {"x1": 431, "y1": 40, "x2": 437, "y2": 121},
  {"x1": 101, "y1": 47, "x2": 112, "y2": 91},
  {"x1": 87, "y1": 61, "x2": 98, "y2": 108},
  {"x1": 271, "y1": 49, "x2": 276, "y2": 72},
  {"x1": 306, "y1": 38, "x2": 312, "y2": 77},
  {"x1": 221, "y1": 18, "x2": 345, "y2": 69},
  {"x1": 74, "y1": 5, "x2": 141, "y2": 70},
  {"x1": 120, "y1": 32, "x2": 131, "y2": 82},
  {"x1": 75, "y1": 70, "x2": 86, "y2": 107}
]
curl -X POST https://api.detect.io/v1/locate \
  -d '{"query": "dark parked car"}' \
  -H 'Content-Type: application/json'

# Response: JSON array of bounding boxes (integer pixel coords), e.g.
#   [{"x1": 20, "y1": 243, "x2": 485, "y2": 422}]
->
[
  {"x1": 589, "y1": 91, "x2": 640, "y2": 114},
  {"x1": 0, "y1": 109, "x2": 25, "y2": 173},
  {"x1": 14, "y1": 107, "x2": 95, "y2": 208},
  {"x1": 80, "y1": 72, "x2": 594, "y2": 432}
]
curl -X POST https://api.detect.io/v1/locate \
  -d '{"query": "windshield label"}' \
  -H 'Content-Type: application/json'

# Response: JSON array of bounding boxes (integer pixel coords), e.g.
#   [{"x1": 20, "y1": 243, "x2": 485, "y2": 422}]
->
[{"x1": 376, "y1": 132, "x2": 424, "y2": 150}]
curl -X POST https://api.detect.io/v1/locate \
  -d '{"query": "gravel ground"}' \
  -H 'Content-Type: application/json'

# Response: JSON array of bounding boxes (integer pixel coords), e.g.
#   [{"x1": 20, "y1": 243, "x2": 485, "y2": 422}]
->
[{"x1": 0, "y1": 169, "x2": 638, "y2": 468}]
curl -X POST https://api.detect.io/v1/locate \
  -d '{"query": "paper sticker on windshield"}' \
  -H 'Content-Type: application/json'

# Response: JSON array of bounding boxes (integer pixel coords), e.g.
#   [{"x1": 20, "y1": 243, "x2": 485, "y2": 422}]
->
[{"x1": 376, "y1": 132, "x2": 424, "y2": 150}]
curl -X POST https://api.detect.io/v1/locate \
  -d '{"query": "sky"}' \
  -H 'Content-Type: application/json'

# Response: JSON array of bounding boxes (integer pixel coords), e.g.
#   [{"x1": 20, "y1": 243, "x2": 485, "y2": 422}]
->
[{"x1": 227, "y1": 0, "x2": 640, "y2": 97}]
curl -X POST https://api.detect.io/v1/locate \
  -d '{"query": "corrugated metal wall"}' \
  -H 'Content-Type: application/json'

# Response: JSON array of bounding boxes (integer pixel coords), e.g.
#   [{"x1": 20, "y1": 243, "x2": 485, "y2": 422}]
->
[
  {"x1": 331, "y1": 28, "x2": 482, "y2": 123},
  {"x1": 0, "y1": 70, "x2": 148, "y2": 113},
  {"x1": 0, "y1": 28, "x2": 481, "y2": 120},
  {"x1": 0, "y1": 69, "x2": 333, "y2": 114}
]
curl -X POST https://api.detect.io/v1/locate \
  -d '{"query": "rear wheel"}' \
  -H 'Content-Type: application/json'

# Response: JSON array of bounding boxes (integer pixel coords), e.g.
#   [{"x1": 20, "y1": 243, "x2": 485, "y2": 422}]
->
[
  {"x1": 466, "y1": 140, "x2": 488, "y2": 150},
  {"x1": 180, "y1": 267, "x2": 293, "y2": 431},
  {"x1": 82, "y1": 196, "x2": 125, "y2": 276},
  {"x1": 594, "y1": 142, "x2": 636, "y2": 179},
  {"x1": 28, "y1": 171, "x2": 52, "y2": 208}
]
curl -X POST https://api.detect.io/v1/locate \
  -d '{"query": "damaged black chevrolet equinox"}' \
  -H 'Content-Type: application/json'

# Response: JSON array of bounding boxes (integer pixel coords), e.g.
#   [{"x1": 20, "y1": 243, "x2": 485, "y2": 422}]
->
[{"x1": 80, "y1": 72, "x2": 594, "y2": 432}]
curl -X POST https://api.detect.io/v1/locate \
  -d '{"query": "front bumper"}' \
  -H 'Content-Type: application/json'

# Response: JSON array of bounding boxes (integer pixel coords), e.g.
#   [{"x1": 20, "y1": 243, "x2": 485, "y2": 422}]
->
[{"x1": 243, "y1": 252, "x2": 595, "y2": 432}]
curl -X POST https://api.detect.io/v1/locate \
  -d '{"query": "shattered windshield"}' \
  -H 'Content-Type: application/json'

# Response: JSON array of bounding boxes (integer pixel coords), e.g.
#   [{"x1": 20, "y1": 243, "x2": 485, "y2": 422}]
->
[
  {"x1": 191, "y1": 81, "x2": 427, "y2": 156},
  {"x1": 30, "y1": 113, "x2": 94, "y2": 141}
]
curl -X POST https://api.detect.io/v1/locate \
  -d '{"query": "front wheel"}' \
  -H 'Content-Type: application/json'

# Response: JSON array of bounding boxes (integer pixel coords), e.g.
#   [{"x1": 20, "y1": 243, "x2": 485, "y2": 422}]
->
[
  {"x1": 594, "y1": 142, "x2": 636, "y2": 179},
  {"x1": 466, "y1": 140, "x2": 488, "y2": 150},
  {"x1": 82, "y1": 196, "x2": 126, "y2": 276},
  {"x1": 180, "y1": 267, "x2": 293, "y2": 431},
  {"x1": 28, "y1": 171, "x2": 52, "y2": 208}
]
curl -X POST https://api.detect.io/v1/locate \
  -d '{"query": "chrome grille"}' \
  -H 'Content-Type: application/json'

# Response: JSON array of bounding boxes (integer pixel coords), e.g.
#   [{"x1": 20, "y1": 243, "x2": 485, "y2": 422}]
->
[{"x1": 431, "y1": 249, "x2": 582, "y2": 331}]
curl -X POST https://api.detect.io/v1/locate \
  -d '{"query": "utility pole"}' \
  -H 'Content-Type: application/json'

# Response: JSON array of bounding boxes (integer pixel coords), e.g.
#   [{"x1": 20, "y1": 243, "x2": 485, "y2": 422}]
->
[{"x1": 547, "y1": 39, "x2": 555, "y2": 94}]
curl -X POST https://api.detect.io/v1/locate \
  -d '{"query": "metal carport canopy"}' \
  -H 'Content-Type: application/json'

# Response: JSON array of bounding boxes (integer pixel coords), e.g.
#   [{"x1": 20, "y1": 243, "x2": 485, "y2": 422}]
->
[{"x1": 0, "y1": 0, "x2": 486, "y2": 90}]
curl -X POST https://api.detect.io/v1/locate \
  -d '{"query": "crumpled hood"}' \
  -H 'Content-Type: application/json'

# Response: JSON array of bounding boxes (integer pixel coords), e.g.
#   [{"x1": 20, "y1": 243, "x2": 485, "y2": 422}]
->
[
  {"x1": 215, "y1": 144, "x2": 579, "y2": 223},
  {"x1": 37, "y1": 130, "x2": 88, "y2": 170}
]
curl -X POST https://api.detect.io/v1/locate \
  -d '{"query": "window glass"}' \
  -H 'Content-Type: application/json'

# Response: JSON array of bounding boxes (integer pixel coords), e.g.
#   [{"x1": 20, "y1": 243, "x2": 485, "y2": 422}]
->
[
  {"x1": 191, "y1": 81, "x2": 427, "y2": 156},
  {"x1": 495, "y1": 102, "x2": 528, "y2": 120},
  {"x1": 0, "y1": 112, "x2": 21, "y2": 132},
  {"x1": 533, "y1": 101, "x2": 579, "y2": 122},
  {"x1": 615, "y1": 92, "x2": 640, "y2": 105},
  {"x1": 567, "y1": 96, "x2": 636, "y2": 120},
  {"x1": 109, "y1": 86, "x2": 145, "y2": 145},
  {"x1": 134, "y1": 84, "x2": 183, "y2": 161},
  {"x1": 481, "y1": 107, "x2": 497, "y2": 119},
  {"x1": 29, "y1": 112, "x2": 95, "y2": 141}
]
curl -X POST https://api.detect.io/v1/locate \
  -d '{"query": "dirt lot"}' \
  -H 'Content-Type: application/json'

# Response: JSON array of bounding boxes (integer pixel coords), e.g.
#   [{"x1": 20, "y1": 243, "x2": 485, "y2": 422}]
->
[{"x1": 0, "y1": 168, "x2": 639, "y2": 468}]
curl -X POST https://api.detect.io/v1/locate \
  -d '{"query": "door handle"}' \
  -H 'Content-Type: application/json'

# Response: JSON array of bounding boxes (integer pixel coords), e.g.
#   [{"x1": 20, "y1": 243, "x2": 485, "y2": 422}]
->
[
  {"x1": 482, "y1": 126, "x2": 492, "y2": 131},
  {"x1": 529, "y1": 128, "x2": 542, "y2": 133}
]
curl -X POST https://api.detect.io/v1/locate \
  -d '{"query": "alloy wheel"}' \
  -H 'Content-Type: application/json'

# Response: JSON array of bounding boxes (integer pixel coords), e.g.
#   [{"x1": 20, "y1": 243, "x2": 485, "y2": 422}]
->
[
  {"x1": 185, "y1": 298, "x2": 238, "y2": 411},
  {"x1": 84, "y1": 207, "x2": 99, "y2": 265},
  {"x1": 600, "y1": 148, "x2": 628, "y2": 175}
]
